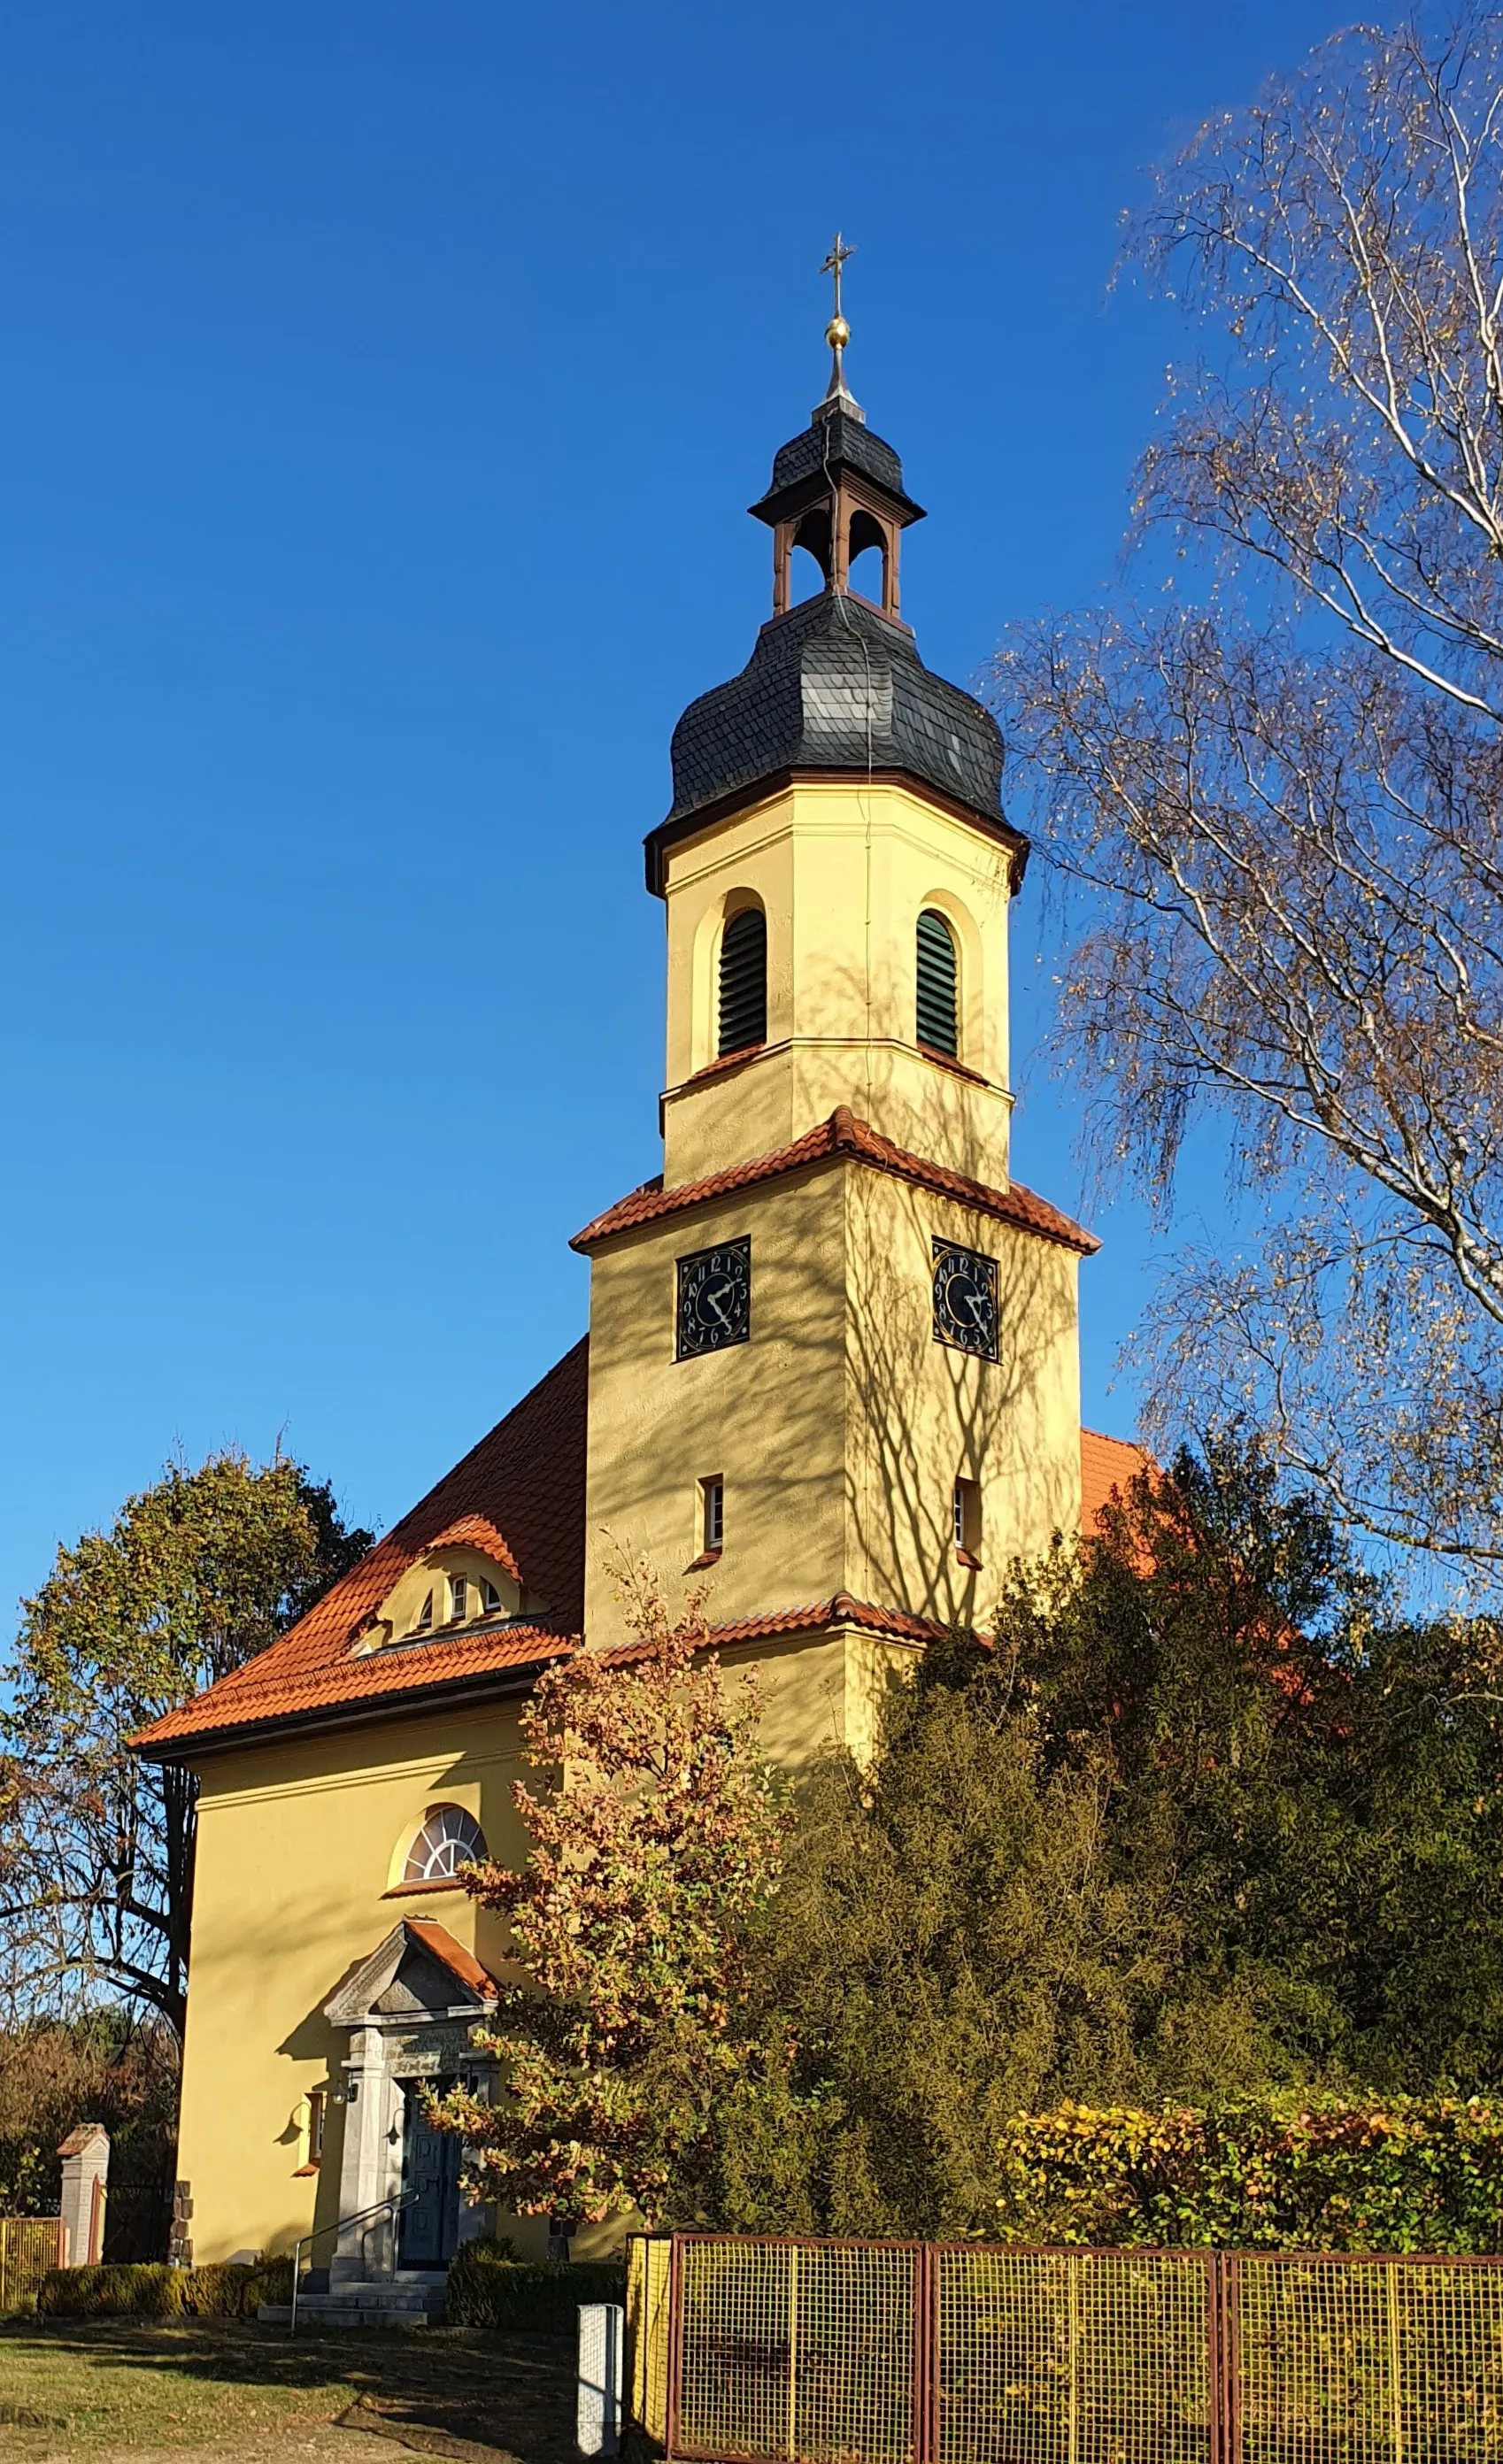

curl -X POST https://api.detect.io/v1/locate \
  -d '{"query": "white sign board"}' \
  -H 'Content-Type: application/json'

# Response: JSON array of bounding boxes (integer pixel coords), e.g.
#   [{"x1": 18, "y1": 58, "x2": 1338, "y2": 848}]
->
[{"x1": 577, "y1": 2300, "x2": 624, "y2": 2457}]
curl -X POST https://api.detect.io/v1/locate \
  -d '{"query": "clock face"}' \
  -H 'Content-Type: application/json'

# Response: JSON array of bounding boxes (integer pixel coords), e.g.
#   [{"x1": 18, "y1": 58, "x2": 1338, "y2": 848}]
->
[
  {"x1": 676, "y1": 1238, "x2": 752, "y2": 1359},
  {"x1": 932, "y1": 1239, "x2": 999, "y2": 1360}
]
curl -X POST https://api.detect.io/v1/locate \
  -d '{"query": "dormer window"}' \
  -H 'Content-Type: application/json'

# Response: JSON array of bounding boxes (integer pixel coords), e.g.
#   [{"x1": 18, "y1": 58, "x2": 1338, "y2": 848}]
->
[{"x1": 365, "y1": 1539, "x2": 521, "y2": 1659}]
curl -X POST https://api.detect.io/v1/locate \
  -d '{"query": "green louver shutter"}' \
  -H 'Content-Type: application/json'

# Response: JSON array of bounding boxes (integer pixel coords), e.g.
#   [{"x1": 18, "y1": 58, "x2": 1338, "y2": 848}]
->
[
  {"x1": 718, "y1": 908, "x2": 767, "y2": 1056},
  {"x1": 916, "y1": 909, "x2": 959, "y2": 1056}
]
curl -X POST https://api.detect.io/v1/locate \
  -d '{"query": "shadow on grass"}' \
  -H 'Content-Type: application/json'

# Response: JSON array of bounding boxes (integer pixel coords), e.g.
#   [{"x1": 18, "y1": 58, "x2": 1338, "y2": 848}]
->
[{"x1": 0, "y1": 2318, "x2": 579, "y2": 2460}]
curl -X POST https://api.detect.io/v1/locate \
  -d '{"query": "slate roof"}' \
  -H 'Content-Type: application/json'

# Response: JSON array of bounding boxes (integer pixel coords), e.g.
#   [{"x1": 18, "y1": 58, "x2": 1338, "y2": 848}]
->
[
  {"x1": 132, "y1": 1340, "x2": 589, "y2": 1756},
  {"x1": 656, "y1": 591, "x2": 1019, "y2": 860},
  {"x1": 571, "y1": 1105, "x2": 1098, "y2": 1257},
  {"x1": 751, "y1": 407, "x2": 917, "y2": 516}
]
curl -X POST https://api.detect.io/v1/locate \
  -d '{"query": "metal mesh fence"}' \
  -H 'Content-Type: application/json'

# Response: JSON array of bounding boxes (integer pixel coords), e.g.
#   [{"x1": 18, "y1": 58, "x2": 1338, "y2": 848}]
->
[
  {"x1": 662, "y1": 2237, "x2": 1503, "y2": 2464},
  {"x1": 629, "y1": 2234, "x2": 674, "y2": 2451},
  {"x1": 673, "y1": 2236, "x2": 920, "y2": 2464},
  {"x1": 1236, "y1": 2256, "x2": 1503, "y2": 2464},
  {"x1": 936, "y1": 2248, "x2": 1213, "y2": 2464},
  {"x1": 0, "y1": 2216, "x2": 64, "y2": 2314}
]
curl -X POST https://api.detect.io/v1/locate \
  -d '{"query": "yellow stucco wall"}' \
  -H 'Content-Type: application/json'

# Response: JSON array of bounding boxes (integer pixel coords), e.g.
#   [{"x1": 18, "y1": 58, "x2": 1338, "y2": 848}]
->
[
  {"x1": 582, "y1": 1153, "x2": 1082, "y2": 1643},
  {"x1": 582, "y1": 1165, "x2": 850, "y2": 1641},
  {"x1": 173, "y1": 748, "x2": 1086, "y2": 2269},
  {"x1": 659, "y1": 778, "x2": 1015, "y2": 1190},
  {"x1": 842, "y1": 1169, "x2": 1083, "y2": 1631},
  {"x1": 176, "y1": 1698, "x2": 540, "y2": 2266},
  {"x1": 176, "y1": 1627, "x2": 891, "y2": 2263}
]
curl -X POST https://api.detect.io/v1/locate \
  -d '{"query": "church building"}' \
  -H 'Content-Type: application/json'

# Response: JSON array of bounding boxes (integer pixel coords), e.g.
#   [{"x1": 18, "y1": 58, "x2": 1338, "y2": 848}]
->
[{"x1": 134, "y1": 290, "x2": 1142, "y2": 2315}]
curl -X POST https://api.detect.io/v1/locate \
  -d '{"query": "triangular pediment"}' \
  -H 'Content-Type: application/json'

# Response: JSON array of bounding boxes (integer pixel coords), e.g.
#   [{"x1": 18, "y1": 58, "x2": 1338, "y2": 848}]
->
[{"x1": 323, "y1": 1920, "x2": 497, "y2": 2027}]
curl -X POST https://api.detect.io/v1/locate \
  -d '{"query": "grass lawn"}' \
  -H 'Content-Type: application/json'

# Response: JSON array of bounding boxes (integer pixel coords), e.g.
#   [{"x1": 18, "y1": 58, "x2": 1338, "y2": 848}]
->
[{"x1": 0, "y1": 2316, "x2": 578, "y2": 2460}]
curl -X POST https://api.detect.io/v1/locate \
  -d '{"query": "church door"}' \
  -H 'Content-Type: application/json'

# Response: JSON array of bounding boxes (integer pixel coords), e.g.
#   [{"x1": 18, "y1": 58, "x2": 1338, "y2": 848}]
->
[{"x1": 397, "y1": 2078, "x2": 463, "y2": 2268}]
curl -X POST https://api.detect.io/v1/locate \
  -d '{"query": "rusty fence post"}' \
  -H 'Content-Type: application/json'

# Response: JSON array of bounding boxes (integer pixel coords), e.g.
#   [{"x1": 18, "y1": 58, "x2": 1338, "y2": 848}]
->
[
  {"x1": 666, "y1": 2233, "x2": 684, "y2": 2460},
  {"x1": 912, "y1": 2243, "x2": 937, "y2": 2464}
]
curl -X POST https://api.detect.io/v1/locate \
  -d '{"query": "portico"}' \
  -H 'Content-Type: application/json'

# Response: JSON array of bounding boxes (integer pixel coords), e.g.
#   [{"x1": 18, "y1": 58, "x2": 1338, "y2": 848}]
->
[{"x1": 320, "y1": 1920, "x2": 499, "y2": 2300}]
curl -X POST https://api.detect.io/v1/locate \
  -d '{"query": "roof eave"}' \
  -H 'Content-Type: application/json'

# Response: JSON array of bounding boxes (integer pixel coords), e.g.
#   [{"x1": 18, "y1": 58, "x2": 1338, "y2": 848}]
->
[
  {"x1": 129, "y1": 1652, "x2": 565, "y2": 1767},
  {"x1": 644, "y1": 766, "x2": 1029, "y2": 898}
]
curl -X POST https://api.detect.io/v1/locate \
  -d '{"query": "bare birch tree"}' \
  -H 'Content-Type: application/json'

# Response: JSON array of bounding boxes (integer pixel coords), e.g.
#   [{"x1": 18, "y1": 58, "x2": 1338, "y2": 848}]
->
[{"x1": 996, "y1": 10, "x2": 1503, "y2": 1578}]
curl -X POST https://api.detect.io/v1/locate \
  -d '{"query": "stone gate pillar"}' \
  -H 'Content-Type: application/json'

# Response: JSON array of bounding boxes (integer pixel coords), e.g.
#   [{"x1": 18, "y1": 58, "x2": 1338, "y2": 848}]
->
[{"x1": 57, "y1": 2123, "x2": 110, "y2": 2267}]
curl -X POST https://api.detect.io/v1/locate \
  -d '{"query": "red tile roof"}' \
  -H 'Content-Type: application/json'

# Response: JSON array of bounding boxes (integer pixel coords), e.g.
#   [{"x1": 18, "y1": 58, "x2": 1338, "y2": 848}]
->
[
  {"x1": 132, "y1": 1341, "x2": 589, "y2": 1756},
  {"x1": 131, "y1": 1313, "x2": 1145, "y2": 1760},
  {"x1": 598, "y1": 1592, "x2": 954, "y2": 1662},
  {"x1": 1080, "y1": 1428, "x2": 1153, "y2": 1531},
  {"x1": 420, "y1": 1514, "x2": 523, "y2": 1583},
  {"x1": 406, "y1": 1919, "x2": 500, "y2": 2004},
  {"x1": 571, "y1": 1106, "x2": 1098, "y2": 1256}
]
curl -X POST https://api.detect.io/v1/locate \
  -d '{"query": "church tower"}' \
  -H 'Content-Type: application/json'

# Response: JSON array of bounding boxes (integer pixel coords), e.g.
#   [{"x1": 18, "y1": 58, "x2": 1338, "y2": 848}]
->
[{"x1": 574, "y1": 262, "x2": 1095, "y2": 1713}]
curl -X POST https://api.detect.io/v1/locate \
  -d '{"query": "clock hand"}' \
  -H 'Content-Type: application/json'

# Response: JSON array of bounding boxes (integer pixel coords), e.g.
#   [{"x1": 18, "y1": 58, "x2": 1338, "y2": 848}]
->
[{"x1": 704, "y1": 1283, "x2": 733, "y2": 1327}]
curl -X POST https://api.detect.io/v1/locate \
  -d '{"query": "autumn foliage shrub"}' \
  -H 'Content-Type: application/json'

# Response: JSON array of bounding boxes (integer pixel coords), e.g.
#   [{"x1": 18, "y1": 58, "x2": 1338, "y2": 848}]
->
[
  {"x1": 993, "y1": 2096, "x2": 1503, "y2": 2252},
  {"x1": 36, "y1": 2257, "x2": 292, "y2": 2318}
]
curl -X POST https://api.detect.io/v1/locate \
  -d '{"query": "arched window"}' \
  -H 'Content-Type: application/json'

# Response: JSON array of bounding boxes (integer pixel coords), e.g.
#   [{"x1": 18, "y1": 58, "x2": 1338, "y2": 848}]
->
[
  {"x1": 403, "y1": 1805, "x2": 488, "y2": 1884},
  {"x1": 718, "y1": 907, "x2": 767, "y2": 1057},
  {"x1": 916, "y1": 909, "x2": 960, "y2": 1058}
]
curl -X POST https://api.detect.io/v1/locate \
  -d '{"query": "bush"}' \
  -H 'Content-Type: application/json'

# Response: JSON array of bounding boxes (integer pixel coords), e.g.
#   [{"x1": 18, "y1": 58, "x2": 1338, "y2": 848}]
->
[
  {"x1": 443, "y1": 2237, "x2": 627, "y2": 2331},
  {"x1": 993, "y1": 2094, "x2": 1503, "y2": 2252},
  {"x1": 36, "y1": 2257, "x2": 292, "y2": 2319}
]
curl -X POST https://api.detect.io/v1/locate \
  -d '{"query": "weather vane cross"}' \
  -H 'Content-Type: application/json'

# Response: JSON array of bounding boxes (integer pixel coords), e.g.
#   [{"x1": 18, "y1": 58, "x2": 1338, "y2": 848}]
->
[{"x1": 821, "y1": 232, "x2": 856, "y2": 328}]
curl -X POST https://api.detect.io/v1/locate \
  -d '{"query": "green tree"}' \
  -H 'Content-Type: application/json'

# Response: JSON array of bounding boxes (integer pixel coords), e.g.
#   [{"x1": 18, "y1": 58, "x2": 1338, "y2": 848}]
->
[
  {"x1": 0, "y1": 1451, "x2": 370, "y2": 2036},
  {"x1": 1011, "y1": 1439, "x2": 1503, "y2": 2091},
  {"x1": 443, "y1": 1568, "x2": 797, "y2": 2232},
  {"x1": 744, "y1": 1438, "x2": 1503, "y2": 2235}
]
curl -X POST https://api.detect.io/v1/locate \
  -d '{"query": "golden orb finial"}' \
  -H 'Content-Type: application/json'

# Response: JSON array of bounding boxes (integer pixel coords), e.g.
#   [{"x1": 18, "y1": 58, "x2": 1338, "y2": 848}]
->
[{"x1": 817, "y1": 234, "x2": 859, "y2": 414}]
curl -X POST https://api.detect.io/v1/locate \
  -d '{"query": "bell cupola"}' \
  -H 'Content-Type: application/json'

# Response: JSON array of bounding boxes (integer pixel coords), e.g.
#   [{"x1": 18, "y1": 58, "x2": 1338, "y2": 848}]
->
[{"x1": 647, "y1": 249, "x2": 1028, "y2": 1196}]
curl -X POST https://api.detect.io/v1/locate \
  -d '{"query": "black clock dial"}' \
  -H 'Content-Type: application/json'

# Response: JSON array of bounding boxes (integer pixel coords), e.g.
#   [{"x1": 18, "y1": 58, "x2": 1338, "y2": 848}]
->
[
  {"x1": 932, "y1": 1240, "x2": 999, "y2": 1360},
  {"x1": 676, "y1": 1238, "x2": 752, "y2": 1359}
]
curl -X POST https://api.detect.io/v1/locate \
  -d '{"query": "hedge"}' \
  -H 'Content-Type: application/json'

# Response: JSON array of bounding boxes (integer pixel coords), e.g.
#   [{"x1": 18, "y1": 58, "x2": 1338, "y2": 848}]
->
[
  {"x1": 992, "y1": 2094, "x2": 1503, "y2": 2252},
  {"x1": 37, "y1": 2258, "x2": 293, "y2": 2319},
  {"x1": 443, "y1": 2237, "x2": 627, "y2": 2330}
]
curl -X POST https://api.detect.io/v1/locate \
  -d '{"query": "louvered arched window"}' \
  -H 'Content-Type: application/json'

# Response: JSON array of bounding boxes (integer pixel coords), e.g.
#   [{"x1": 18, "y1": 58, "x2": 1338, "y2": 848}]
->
[
  {"x1": 718, "y1": 906, "x2": 767, "y2": 1057},
  {"x1": 916, "y1": 909, "x2": 960, "y2": 1057}
]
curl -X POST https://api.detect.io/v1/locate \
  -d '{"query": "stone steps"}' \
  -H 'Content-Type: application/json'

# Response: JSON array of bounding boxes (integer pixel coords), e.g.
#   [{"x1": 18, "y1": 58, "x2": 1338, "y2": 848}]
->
[{"x1": 258, "y1": 2276, "x2": 447, "y2": 2330}]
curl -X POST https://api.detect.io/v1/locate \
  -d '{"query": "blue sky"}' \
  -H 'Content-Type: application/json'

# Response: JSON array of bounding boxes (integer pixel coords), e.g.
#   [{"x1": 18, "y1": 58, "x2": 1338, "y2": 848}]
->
[{"x1": 0, "y1": 0, "x2": 1345, "y2": 1613}]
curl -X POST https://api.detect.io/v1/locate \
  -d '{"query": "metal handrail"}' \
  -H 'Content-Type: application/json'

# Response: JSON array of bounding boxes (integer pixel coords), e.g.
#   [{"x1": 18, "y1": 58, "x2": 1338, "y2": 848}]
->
[{"x1": 289, "y1": 2190, "x2": 422, "y2": 2337}]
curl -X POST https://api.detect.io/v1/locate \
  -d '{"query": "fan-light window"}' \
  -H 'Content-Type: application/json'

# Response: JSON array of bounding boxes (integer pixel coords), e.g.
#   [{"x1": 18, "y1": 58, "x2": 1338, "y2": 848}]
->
[
  {"x1": 480, "y1": 1577, "x2": 503, "y2": 1615},
  {"x1": 410, "y1": 1590, "x2": 434, "y2": 1636},
  {"x1": 403, "y1": 1805, "x2": 488, "y2": 1884},
  {"x1": 916, "y1": 909, "x2": 960, "y2": 1057},
  {"x1": 718, "y1": 908, "x2": 767, "y2": 1057}
]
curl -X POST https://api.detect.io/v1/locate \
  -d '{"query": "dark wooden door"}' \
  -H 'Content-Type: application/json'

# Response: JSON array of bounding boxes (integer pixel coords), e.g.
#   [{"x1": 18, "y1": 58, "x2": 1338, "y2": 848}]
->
[{"x1": 397, "y1": 2077, "x2": 462, "y2": 2268}]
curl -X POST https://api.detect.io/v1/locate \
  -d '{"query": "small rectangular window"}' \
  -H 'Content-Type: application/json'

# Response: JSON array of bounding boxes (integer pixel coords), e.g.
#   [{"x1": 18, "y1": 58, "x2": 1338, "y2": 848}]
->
[
  {"x1": 702, "y1": 1477, "x2": 724, "y2": 1555},
  {"x1": 953, "y1": 1477, "x2": 982, "y2": 1563},
  {"x1": 449, "y1": 1575, "x2": 467, "y2": 1623},
  {"x1": 309, "y1": 2089, "x2": 325, "y2": 2163}
]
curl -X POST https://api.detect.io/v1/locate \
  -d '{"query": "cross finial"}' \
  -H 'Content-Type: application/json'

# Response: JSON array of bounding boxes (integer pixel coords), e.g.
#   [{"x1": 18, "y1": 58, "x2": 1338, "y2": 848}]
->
[
  {"x1": 821, "y1": 232, "x2": 856, "y2": 327},
  {"x1": 817, "y1": 232, "x2": 861, "y2": 417}
]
